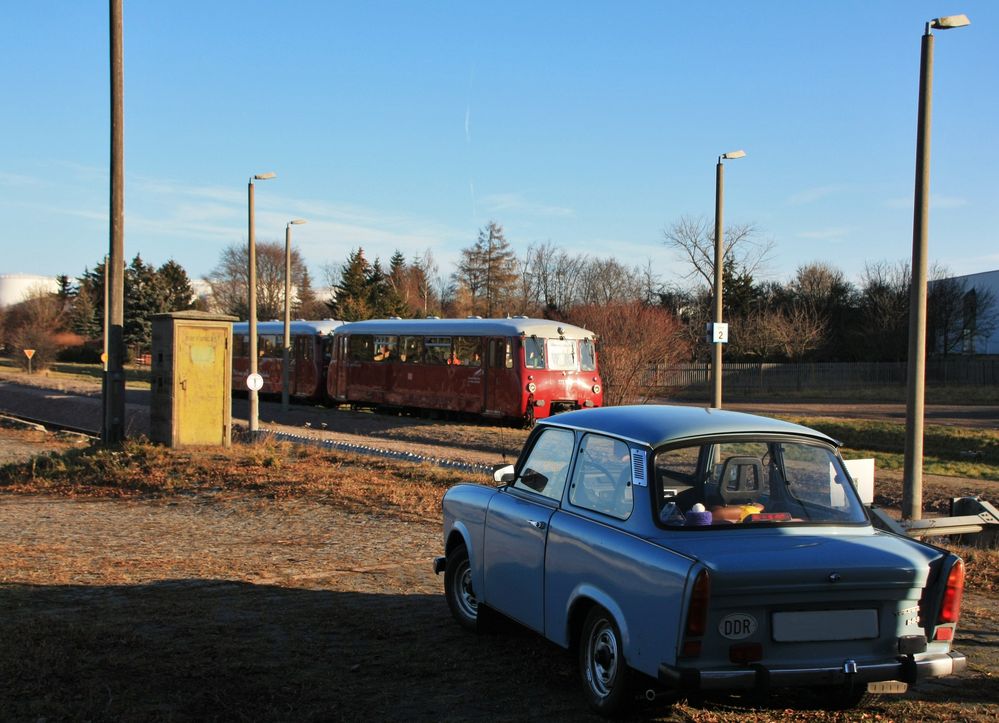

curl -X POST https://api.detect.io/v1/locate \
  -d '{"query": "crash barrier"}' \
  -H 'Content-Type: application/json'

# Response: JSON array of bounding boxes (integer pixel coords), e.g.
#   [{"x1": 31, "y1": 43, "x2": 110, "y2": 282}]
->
[{"x1": 646, "y1": 359, "x2": 999, "y2": 394}]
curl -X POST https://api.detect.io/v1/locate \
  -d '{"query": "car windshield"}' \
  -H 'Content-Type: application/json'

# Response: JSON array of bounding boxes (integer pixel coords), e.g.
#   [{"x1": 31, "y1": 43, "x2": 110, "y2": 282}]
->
[{"x1": 654, "y1": 438, "x2": 867, "y2": 528}]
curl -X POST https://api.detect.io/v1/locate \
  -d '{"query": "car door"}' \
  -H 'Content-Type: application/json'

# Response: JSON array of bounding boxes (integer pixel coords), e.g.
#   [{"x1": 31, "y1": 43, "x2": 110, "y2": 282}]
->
[{"x1": 482, "y1": 426, "x2": 575, "y2": 633}]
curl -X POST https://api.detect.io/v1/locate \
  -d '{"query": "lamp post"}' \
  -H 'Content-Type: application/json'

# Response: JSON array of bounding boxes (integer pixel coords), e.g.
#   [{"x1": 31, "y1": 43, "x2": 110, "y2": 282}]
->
[
  {"x1": 282, "y1": 219, "x2": 307, "y2": 412},
  {"x1": 248, "y1": 171, "x2": 276, "y2": 435},
  {"x1": 902, "y1": 14, "x2": 970, "y2": 522},
  {"x1": 711, "y1": 149, "x2": 746, "y2": 410}
]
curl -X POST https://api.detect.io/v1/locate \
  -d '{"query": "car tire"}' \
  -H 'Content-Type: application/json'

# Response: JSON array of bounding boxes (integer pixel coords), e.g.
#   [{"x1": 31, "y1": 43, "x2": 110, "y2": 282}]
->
[
  {"x1": 579, "y1": 606, "x2": 631, "y2": 716},
  {"x1": 444, "y1": 544, "x2": 478, "y2": 632}
]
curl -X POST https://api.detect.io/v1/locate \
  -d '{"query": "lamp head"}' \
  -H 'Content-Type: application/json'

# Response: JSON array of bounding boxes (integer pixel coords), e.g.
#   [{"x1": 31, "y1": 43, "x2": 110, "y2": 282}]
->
[
  {"x1": 930, "y1": 14, "x2": 970, "y2": 30},
  {"x1": 287, "y1": 219, "x2": 307, "y2": 227},
  {"x1": 253, "y1": 172, "x2": 277, "y2": 181},
  {"x1": 721, "y1": 150, "x2": 746, "y2": 160}
]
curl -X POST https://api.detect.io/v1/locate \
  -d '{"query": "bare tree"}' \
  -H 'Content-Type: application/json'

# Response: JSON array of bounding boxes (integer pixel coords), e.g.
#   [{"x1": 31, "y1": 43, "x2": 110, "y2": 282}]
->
[
  {"x1": 528, "y1": 241, "x2": 586, "y2": 317},
  {"x1": 856, "y1": 260, "x2": 910, "y2": 362},
  {"x1": 577, "y1": 257, "x2": 643, "y2": 306},
  {"x1": 206, "y1": 241, "x2": 308, "y2": 320},
  {"x1": 3, "y1": 287, "x2": 73, "y2": 370},
  {"x1": 568, "y1": 302, "x2": 689, "y2": 406},
  {"x1": 662, "y1": 215, "x2": 771, "y2": 289}
]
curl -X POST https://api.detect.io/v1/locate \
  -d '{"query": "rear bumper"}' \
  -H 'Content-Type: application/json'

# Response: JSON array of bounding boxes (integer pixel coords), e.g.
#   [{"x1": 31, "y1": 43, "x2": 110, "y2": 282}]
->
[{"x1": 659, "y1": 650, "x2": 966, "y2": 692}]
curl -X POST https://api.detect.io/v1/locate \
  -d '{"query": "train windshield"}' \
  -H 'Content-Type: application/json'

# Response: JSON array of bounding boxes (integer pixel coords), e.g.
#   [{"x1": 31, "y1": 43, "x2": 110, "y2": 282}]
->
[
  {"x1": 525, "y1": 337, "x2": 546, "y2": 369},
  {"x1": 547, "y1": 339, "x2": 578, "y2": 371}
]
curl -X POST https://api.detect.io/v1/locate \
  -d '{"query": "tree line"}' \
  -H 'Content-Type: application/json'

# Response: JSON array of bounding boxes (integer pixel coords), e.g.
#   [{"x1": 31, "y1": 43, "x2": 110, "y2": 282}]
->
[{"x1": 2, "y1": 217, "x2": 993, "y2": 383}]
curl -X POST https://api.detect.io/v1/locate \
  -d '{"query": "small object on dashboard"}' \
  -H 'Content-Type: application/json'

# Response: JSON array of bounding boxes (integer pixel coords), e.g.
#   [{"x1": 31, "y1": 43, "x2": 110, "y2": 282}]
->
[{"x1": 685, "y1": 502, "x2": 712, "y2": 526}]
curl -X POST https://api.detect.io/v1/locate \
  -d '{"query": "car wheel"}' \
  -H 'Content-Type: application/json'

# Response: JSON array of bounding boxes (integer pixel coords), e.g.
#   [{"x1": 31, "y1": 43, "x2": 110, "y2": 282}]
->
[
  {"x1": 444, "y1": 544, "x2": 478, "y2": 632},
  {"x1": 579, "y1": 606, "x2": 631, "y2": 715}
]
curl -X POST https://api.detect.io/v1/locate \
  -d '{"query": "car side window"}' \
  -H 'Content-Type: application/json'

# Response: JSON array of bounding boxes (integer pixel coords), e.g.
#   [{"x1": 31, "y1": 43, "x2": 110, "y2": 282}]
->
[
  {"x1": 568, "y1": 434, "x2": 633, "y2": 519},
  {"x1": 514, "y1": 427, "x2": 575, "y2": 502}
]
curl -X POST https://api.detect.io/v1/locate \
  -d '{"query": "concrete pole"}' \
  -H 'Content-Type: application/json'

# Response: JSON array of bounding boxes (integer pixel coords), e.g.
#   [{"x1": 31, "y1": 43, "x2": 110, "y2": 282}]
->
[
  {"x1": 248, "y1": 179, "x2": 259, "y2": 433},
  {"x1": 711, "y1": 160, "x2": 724, "y2": 409},
  {"x1": 103, "y1": 0, "x2": 126, "y2": 446},
  {"x1": 282, "y1": 223, "x2": 292, "y2": 412},
  {"x1": 902, "y1": 29, "x2": 934, "y2": 521}
]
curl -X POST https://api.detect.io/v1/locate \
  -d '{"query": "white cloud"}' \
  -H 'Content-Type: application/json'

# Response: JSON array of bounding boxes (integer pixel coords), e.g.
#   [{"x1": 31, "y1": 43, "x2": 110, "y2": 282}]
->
[
  {"x1": 786, "y1": 185, "x2": 844, "y2": 205},
  {"x1": 795, "y1": 227, "x2": 852, "y2": 241},
  {"x1": 479, "y1": 192, "x2": 574, "y2": 218}
]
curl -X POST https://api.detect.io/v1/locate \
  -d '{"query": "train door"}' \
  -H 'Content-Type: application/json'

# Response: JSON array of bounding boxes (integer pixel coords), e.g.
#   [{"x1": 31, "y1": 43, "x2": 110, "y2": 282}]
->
[
  {"x1": 292, "y1": 335, "x2": 311, "y2": 396},
  {"x1": 485, "y1": 336, "x2": 518, "y2": 417},
  {"x1": 331, "y1": 335, "x2": 349, "y2": 400}
]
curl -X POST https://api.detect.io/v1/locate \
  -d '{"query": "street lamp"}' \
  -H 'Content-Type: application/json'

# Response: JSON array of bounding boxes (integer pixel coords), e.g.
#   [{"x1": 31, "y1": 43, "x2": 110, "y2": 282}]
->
[
  {"x1": 282, "y1": 218, "x2": 307, "y2": 412},
  {"x1": 248, "y1": 171, "x2": 276, "y2": 435},
  {"x1": 902, "y1": 14, "x2": 970, "y2": 521},
  {"x1": 711, "y1": 149, "x2": 746, "y2": 410}
]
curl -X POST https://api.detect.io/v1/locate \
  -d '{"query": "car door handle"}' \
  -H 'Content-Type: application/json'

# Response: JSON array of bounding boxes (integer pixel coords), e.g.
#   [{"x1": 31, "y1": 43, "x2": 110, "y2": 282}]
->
[{"x1": 527, "y1": 519, "x2": 547, "y2": 530}]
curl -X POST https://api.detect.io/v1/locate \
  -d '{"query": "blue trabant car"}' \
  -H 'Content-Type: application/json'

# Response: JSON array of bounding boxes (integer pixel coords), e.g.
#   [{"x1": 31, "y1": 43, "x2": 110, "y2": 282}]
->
[{"x1": 434, "y1": 405, "x2": 966, "y2": 715}]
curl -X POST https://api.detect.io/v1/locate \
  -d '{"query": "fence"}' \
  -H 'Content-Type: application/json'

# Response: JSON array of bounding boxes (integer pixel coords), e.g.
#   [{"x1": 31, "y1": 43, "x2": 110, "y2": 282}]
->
[{"x1": 645, "y1": 358, "x2": 999, "y2": 395}]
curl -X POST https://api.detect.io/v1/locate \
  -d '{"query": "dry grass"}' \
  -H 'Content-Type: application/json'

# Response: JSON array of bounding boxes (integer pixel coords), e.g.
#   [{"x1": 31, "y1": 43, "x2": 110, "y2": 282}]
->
[{"x1": 0, "y1": 437, "x2": 472, "y2": 523}]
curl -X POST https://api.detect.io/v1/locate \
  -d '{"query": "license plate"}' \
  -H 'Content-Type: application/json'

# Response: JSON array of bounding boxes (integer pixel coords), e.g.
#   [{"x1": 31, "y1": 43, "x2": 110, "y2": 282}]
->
[
  {"x1": 772, "y1": 609, "x2": 879, "y2": 642},
  {"x1": 867, "y1": 681, "x2": 908, "y2": 694}
]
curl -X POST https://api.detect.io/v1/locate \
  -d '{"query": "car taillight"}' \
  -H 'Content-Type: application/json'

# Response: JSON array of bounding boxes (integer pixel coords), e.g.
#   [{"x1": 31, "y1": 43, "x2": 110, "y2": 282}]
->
[
  {"x1": 680, "y1": 569, "x2": 710, "y2": 657},
  {"x1": 938, "y1": 559, "x2": 965, "y2": 625}
]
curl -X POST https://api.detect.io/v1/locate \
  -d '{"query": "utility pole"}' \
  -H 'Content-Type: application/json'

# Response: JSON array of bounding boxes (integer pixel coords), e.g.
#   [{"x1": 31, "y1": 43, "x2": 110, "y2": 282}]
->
[{"x1": 103, "y1": 0, "x2": 126, "y2": 446}]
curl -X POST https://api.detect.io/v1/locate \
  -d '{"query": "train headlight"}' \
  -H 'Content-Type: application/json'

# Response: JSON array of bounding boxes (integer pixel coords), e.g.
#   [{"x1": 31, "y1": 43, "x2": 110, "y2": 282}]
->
[
  {"x1": 527, "y1": 382, "x2": 537, "y2": 393},
  {"x1": 592, "y1": 384, "x2": 601, "y2": 394}
]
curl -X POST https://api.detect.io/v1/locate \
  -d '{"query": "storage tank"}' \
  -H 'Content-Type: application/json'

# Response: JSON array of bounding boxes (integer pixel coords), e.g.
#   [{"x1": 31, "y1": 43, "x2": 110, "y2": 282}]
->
[{"x1": 0, "y1": 274, "x2": 60, "y2": 308}]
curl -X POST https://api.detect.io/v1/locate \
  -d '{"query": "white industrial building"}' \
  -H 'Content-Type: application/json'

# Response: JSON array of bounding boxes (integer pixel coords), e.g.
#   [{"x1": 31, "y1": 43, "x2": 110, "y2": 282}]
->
[
  {"x1": 936, "y1": 268, "x2": 999, "y2": 355},
  {"x1": 0, "y1": 274, "x2": 60, "y2": 309}
]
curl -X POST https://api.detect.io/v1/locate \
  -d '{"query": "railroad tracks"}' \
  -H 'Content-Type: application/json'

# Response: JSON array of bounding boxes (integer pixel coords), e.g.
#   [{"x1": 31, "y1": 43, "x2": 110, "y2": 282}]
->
[
  {"x1": 0, "y1": 410, "x2": 99, "y2": 438},
  {"x1": 0, "y1": 409, "x2": 493, "y2": 477}
]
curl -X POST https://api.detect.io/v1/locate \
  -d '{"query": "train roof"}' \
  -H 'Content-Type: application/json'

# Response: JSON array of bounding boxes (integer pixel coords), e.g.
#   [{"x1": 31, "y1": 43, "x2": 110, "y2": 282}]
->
[
  {"x1": 333, "y1": 317, "x2": 597, "y2": 339},
  {"x1": 232, "y1": 319, "x2": 342, "y2": 336}
]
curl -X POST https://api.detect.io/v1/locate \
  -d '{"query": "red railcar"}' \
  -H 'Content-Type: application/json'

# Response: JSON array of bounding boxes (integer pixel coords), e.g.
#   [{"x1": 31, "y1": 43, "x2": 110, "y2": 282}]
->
[
  {"x1": 232, "y1": 320, "x2": 341, "y2": 401},
  {"x1": 326, "y1": 318, "x2": 603, "y2": 423}
]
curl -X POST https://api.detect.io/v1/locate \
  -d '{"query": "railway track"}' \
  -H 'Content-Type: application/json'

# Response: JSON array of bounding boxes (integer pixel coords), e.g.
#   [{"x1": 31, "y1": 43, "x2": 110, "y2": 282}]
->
[
  {"x1": 0, "y1": 410, "x2": 100, "y2": 439},
  {"x1": 0, "y1": 408, "x2": 493, "y2": 477}
]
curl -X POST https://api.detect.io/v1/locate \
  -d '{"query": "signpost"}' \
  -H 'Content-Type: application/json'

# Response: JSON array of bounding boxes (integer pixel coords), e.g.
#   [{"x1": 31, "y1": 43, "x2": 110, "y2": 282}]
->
[{"x1": 23, "y1": 348, "x2": 35, "y2": 375}]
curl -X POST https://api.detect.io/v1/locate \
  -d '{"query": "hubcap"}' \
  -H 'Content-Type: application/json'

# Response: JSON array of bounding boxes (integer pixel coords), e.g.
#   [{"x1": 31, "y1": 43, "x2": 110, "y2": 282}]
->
[
  {"x1": 587, "y1": 620, "x2": 618, "y2": 697},
  {"x1": 453, "y1": 560, "x2": 477, "y2": 620}
]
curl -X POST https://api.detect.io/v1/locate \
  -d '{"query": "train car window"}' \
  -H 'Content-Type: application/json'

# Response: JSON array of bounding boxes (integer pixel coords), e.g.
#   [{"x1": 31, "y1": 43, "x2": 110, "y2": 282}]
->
[
  {"x1": 547, "y1": 339, "x2": 577, "y2": 371},
  {"x1": 580, "y1": 339, "x2": 596, "y2": 372},
  {"x1": 454, "y1": 337, "x2": 481, "y2": 366},
  {"x1": 400, "y1": 336, "x2": 423, "y2": 363},
  {"x1": 322, "y1": 338, "x2": 333, "y2": 365},
  {"x1": 504, "y1": 339, "x2": 514, "y2": 368},
  {"x1": 233, "y1": 334, "x2": 248, "y2": 358},
  {"x1": 524, "y1": 337, "x2": 545, "y2": 369},
  {"x1": 373, "y1": 335, "x2": 397, "y2": 362},
  {"x1": 348, "y1": 335, "x2": 373, "y2": 361},
  {"x1": 259, "y1": 335, "x2": 281, "y2": 357},
  {"x1": 424, "y1": 336, "x2": 451, "y2": 365}
]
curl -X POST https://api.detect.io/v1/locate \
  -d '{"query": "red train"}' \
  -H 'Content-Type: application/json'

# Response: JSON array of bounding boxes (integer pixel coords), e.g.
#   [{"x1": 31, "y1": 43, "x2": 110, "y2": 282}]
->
[
  {"x1": 232, "y1": 320, "x2": 341, "y2": 401},
  {"x1": 326, "y1": 318, "x2": 603, "y2": 424}
]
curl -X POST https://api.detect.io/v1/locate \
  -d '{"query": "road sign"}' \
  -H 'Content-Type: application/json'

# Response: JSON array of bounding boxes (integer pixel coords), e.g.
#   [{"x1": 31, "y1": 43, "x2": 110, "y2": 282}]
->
[
  {"x1": 246, "y1": 373, "x2": 264, "y2": 391},
  {"x1": 100, "y1": 352, "x2": 108, "y2": 364},
  {"x1": 23, "y1": 349, "x2": 35, "y2": 359},
  {"x1": 706, "y1": 323, "x2": 729, "y2": 344}
]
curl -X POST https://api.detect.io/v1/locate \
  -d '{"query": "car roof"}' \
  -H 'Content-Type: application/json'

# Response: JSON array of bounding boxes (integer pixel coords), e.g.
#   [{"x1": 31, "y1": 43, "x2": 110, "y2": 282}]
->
[{"x1": 538, "y1": 404, "x2": 837, "y2": 448}]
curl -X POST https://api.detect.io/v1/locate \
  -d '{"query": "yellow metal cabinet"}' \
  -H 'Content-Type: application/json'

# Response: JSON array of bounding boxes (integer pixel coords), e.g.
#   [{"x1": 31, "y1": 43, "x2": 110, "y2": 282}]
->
[{"x1": 150, "y1": 311, "x2": 237, "y2": 447}]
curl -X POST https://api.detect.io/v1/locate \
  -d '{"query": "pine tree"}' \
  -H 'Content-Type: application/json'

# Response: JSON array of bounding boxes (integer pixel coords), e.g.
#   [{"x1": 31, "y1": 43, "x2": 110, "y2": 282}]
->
[
  {"x1": 455, "y1": 221, "x2": 518, "y2": 316},
  {"x1": 124, "y1": 254, "x2": 165, "y2": 354},
  {"x1": 329, "y1": 248, "x2": 372, "y2": 321},
  {"x1": 158, "y1": 259, "x2": 196, "y2": 311}
]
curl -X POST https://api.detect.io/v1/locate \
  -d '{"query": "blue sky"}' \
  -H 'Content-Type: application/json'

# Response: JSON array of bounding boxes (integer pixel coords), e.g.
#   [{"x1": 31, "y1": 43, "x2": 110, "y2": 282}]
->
[{"x1": 2, "y1": 1, "x2": 996, "y2": 290}]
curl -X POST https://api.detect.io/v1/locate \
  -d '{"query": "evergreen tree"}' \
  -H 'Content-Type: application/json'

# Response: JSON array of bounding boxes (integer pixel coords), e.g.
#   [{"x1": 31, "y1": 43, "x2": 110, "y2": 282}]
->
[
  {"x1": 455, "y1": 221, "x2": 518, "y2": 316},
  {"x1": 158, "y1": 259, "x2": 196, "y2": 311},
  {"x1": 328, "y1": 247, "x2": 372, "y2": 320},
  {"x1": 124, "y1": 254, "x2": 165, "y2": 354}
]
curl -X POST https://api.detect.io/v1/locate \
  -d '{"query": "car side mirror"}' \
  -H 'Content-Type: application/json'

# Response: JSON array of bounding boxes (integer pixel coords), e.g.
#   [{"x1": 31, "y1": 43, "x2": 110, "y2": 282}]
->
[{"x1": 493, "y1": 464, "x2": 516, "y2": 485}]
